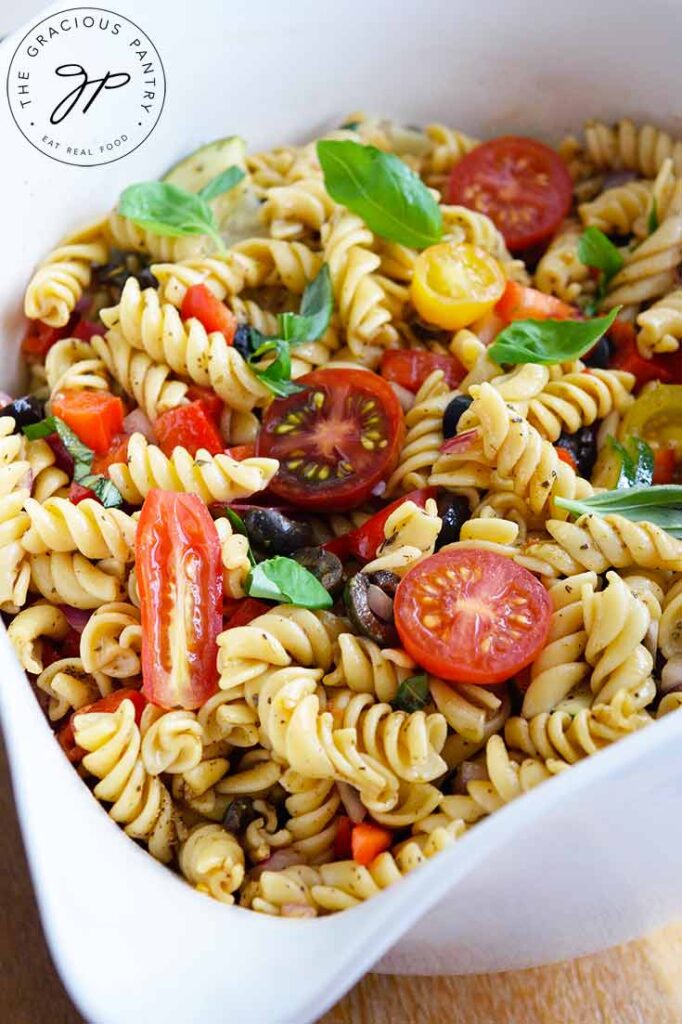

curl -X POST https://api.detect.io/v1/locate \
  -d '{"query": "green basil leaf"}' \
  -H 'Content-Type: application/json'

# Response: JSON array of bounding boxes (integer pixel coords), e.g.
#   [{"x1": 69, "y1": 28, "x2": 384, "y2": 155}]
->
[
  {"x1": 578, "y1": 226, "x2": 624, "y2": 282},
  {"x1": 391, "y1": 673, "x2": 429, "y2": 713},
  {"x1": 248, "y1": 338, "x2": 305, "y2": 398},
  {"x1": 198, "y1": 166, "x2": 246, "y2": 203},
  {"x1": 488, "y1": 307, "x2": 619, "y2": 366},
  {"x1": 118, "y1": 181, "x2": 223, "y2": 249},
  {"x1": 77, "y1": 473, "x2": 124, "y2": 508},
  {"x1": 279, "y1": 265, "x2": 333, "y2": 344},
  {"x1": 247, "y1": 556, "x2": 333, "y2": 609},
  {"x1": 53, "y1": 418, "x2": 94, "y2": 471},
  {"x1": 606, "y1": 435, "x2": 654, "y2": 488},
  {"x1": 647, "y1": 197, "x2": 659, "y2": 236},
  {"x1": 22, "y1": 416, "x2": 58, "y2": 441},
  {"x1": 223, "y1": 507, "x2": 248, "y2": 536},
  {"x1": 555, "y1": 485, "x2": 682, "y2": 537},
  {"x1": 317, "y1": 140, "x2": 443, "y2": 250}
]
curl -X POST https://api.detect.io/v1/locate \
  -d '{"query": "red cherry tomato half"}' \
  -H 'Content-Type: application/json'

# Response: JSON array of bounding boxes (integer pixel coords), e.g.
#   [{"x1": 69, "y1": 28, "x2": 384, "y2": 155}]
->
[
  {"x1": 58, "y1": 688, "x2": 147, "y2": 763},
  {"x1": 447, "y1": 136, "x2": 573, "y2": 252},
  {"x1": 21, "y1": 320, "x2": 69, "y2": 360},
  {"x1": 136, "y1": 490, "x2": 222, "y2": 709},
  {"x1": 496, "y1": 280, "x2": 576, "y2": 322},
  {"x1": 223, "y1": 597, "x2": 272, "y2": 629},
  {"x1": 609, "y1": 319, "x2": 674, "y2": 385},
  {"x1": 325, "y1": 488, "x2": 437, "y2": 562},
  {"x1": 186, "y1": 384, "x2": 224, "y2": 425},
  {"x1": 224, "y1": 444, "x2": 256, "y2": 461},
  {"x1": 653, "y1": 447, "x2": 676, "y2": 485},
  {"x1": 91, "y1": 433, "x2": 132, "y2": 477},
  {"x1": 258, "y1": 368, "x2": 405, "y2": 511},
  {"x1": 51, "y1": 389, "x2": 125, "y2": 454},
  {"x1": 394, "y1": 549, "x2": 552, "y2": 685},
  {"x1": 380, "y1": 350, "x2": 465, "y2": 393},
  {"x1": 181, "y1": 284, "x2": 237, "y2": 343},
  {"x1": 154, "y1": 401, "x2": 224, "y2": 457}
]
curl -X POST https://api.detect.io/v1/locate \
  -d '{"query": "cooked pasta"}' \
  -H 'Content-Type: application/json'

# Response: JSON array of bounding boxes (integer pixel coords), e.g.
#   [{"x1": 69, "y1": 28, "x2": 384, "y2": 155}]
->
[{"x1": 11, "y1": 113, "x2": 682, "y2": 917}]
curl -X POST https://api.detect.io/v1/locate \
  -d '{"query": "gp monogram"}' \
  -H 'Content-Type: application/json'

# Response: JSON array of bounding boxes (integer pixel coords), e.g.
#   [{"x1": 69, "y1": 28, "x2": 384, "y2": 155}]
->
[{"x1": 6, "y1": 7, "x2": 165, "y2": 167}]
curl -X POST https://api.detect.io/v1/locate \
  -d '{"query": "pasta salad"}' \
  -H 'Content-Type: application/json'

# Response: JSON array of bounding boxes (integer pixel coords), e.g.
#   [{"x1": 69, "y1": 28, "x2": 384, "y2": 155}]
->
[{"x1": 7, "y1": 113, "x2": 682, "y2": 916}]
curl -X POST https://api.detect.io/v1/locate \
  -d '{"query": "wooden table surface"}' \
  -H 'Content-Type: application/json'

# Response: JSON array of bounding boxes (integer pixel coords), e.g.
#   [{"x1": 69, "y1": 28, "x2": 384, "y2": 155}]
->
[{"x1": 3, "y1": 734, "x2": 681, "y2": 1024}]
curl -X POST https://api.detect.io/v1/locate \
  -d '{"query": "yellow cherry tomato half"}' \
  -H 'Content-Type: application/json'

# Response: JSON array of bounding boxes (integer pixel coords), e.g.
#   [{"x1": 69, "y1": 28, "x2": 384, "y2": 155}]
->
[
  {"x1": 621, "y1": 383, "x2": 682, "y2": 449},
  {"x1": 411, "y1": 242, "x2": 506, "y2": 331}
]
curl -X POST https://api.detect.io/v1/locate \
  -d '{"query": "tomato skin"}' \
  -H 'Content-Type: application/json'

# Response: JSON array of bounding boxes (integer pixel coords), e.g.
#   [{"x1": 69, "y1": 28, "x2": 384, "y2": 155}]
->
[
  {"x1": 334, "y1": 816, "x2": 353, "y2": 859},
  {"x1": 91, "y1": 433, "x2": 132, "y2": 476},
  {"x1": 555, "y1": 446, "x2": 577, "y2": 472},
  {"x1": 609, "y1": 319, "x2": 674, "y2": 385},
  {"x1": 394, "y1": 548, "x2": 552, "y2": 685},
  {"x1": 68, "y1": 482, "x2": 97, "y2": 505},
  {"x1": 57, "y1": 688, "x2": 147, "y2": 763},
  {"x1": 259, "y1": 368, "x2": 405, "y2": 512},
  {"x1": 496, "y1": 281, "x2": 576, "y2": 322},
  {"x1": 224, "y1": 444, "x2": 256, "y2": 461},
  {"x1": 72, "y1": 319, "x2": 102, "y2": 342},
  {"x1": 186, "y1": 384, "x2": 223, "y2": 425},
  {"x1": 325, "y1": 488, "x2": 437, "y2": 562},
  {"x1": 51, "y1": 390, "x2": 125, "y2": 454},
  {"x1": 654, "y1": 448, "x2": 676, "y2": 484},
  {"x1": 351, "y1": 822, "x2": 392, "y2": 866},
  {"x1": 447, "y1": 136, "x2": 573, "y2": 251},
  {"x1": 223, "y1": 597, "x2": 272, "y2": 628},
  {"x1": 154, "y1": 401, "x2": 224, "y2": 457},
  {"x1": 411, "y1": 242, "x2": 506, "y2": 330},
  {"x1": 181, "y1": 284, "x2": 236, "y2": 343},
  {"x1": 380, "y1": 350, "x2": 465, "y2": 393},
  {"x1": 21, "y1": 320, "x2": 68, "y2": 359},
  {"x1": 136, "y1": 490, "x2": 222, "y2": 709}
]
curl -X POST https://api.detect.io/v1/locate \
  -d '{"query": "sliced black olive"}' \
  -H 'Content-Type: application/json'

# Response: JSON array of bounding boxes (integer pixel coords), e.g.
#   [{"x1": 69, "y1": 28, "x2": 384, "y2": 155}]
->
[
  {"x1": 442, "y1": 395, "x2": 473, "y2": 439},
  {"x1": 233, "y1": 323, "x2": 254, "y2": 360},
  {"x1": 555, "y1": 426, "x2": 597, "y2": 478},
  {"x1": 93, "y1": 251, "x2": 157, "y2": 295},
  {"x1": 293, "y1": 547, "x2": 344, "y2": 597},
  {"x1": 584, "y1": 336, "x2": 613, "y2": 369},
  {"x1": 435, "y1": 495, "x2": 471, "y2": 549},
  {"x1": 0, "y1": 395, "x2": 45, "y2": 431},
  {"x1": 223, "y1": 797, "x2": 259, "y2": 836},
  {"x1": 243, "y1": 508, "x2": 313, "y2": 555},
  {"x1": 344, "y1": 571, "x2": 399, "y2": 646}
]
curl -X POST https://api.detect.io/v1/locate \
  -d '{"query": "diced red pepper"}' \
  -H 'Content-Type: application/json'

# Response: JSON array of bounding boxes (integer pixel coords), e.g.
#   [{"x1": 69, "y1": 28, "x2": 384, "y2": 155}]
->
[
  {"x1": 91, "y1": 433, "x2": 132, "y2": 476},
  {"x1": 609, "y1": 319, "x2": 672, "y2": 386},
  {"x1": 21, "y1": 320, "x2": 69, "y2": 360},
  {"x1": 186, "y1": 384, "x2": 223, "y2": 425},
  {"x1": 154, "y1": 401, "x2": 224, "y2": 457},
  {"x1": 351, "y1": 822, "x2": 392, "y2": 866},
  {"x1": 181, "y1": 284, "x2": 237, "y2": 343},
  {"x1": 51, "y1": 390, "x2": 125, "y2": 454}
]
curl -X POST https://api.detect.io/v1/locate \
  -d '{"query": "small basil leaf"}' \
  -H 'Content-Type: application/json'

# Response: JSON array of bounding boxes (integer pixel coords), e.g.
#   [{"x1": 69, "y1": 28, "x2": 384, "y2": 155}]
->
[
  {"x1": 488, "y1": 307, "x2": 619, "y2": 366},
  {"x1": 556, "y1": 485, "x2": 682, "y2": 538},
  {"x1": 279, "y1": 265, "x2": 333, "y2": 344},
  {"x1": 77, "y1": 473, "x2": 124, "y2": 508},
  {"x1": 198, "y1": 166, "x2": 246, "y2": 203},
  {"x1": 606, "y1": 435, "x2": 654, "y2": 488},
  {"x1": 578, "y1": 227, "x2": 624, "y2": 282},
  {"x1": 317, "y1": 140, "x2": 443, "y2": 250},
  {"x1": 118, "y1": 182, "x2": 223, "y2": 250},
  {"x1": 647, "y1": 197, "x2": 659, "y2": 236},
  {"x1": 53, "y1": 418, "x2": 94, "y2": 471},
  {"x1": 248, "y1": 338, "x2": 305, "y2": 398},
  {"x1": 22, "y1": 416, "x2": 58, "y2": 441},
  {"x1": 391, "y1": 673, "x2": 429, "y2": 713},
  {"x1": 247, "y1": 556, "x2": 333, "y2": 609},
  {"x1": 223, "y1": 507, "x2": 257, "y2": 566}
]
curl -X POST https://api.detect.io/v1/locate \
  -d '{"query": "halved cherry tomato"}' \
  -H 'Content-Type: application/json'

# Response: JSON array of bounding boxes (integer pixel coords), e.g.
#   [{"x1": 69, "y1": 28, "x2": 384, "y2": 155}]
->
[
  {"x1": 57, "y1": 688, "x2": 147, "y2": 764},
  {"x1": 351, "y1": 822, "x2": 392, "y2": 866},
  {"x1": 380, "y1": 351, "x2": 465, "y2": 393},
  {"x1": 136, "y1": 490, "x2": 222, "y2": 709},
  {"x1": 154, "y1": 401, "x2": 224, "y2": 457},
  {"x1": 394, "y1": 549, "x2": 552, "y2": 685},
  {"x1": 223, "y1": 597, "x2": 272, "y2": 628},
  {"x1": 609, "y1": 319, "x2": 672, "y2": 385},
  {"x1": 51, "y1": 390, "x2": 125, "y2": 454},
  {"x1": 654, "y1": 448, "x2": 676, "y2": 484},
  {"x1": 411, "y1": 242, "x2": 506, "y2": 331},
  {"x1": 186, "y1": 384, "x2": 223, "y2": 425},
  {"x1": 91, "y1": 433, "x2": 132, "y2": 476},
  {"x1": 21, "y1": 320, "x2": 68, "y2": 360},
  {"x1": 68, "y1": 482, "x2": 97, "y2": 505},
  {"x1": 225, "y1": 444, "x2": 256, "y2": 461},
  {"x1": 325, "y1": 488, "x2": 437, "y2": 561},
  {"x1": 496, "y1": 280, "x2": 576, "y2": 322},
  {"x1": 447, "y1": 136, "x2": 573, "y2": 252},
  {"x1": 555, "y1": 446, "x2": 577, "y2": 472},
  {"x1": 181, "y1": 284, "x2": 236, "y2": 343},
  {"x1": 334, "y1": 816, "x2": 354, "y2": 860},
  {"x1": 72, "y1": 319, "x2": 102, "y2": 342},
  {"x1": 258, "y1": 368, "x2": 404, "y2": 511}
]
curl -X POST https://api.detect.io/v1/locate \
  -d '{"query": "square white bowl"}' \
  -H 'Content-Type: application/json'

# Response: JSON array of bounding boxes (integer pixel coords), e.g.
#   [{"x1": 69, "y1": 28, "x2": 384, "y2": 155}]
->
[{"x1": 2, "y1": 2, "x2": 682, "y2": 1021}]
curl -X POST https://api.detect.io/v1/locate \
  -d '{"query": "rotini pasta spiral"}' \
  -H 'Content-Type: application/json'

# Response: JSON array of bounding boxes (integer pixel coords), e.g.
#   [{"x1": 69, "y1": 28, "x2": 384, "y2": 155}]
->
[
  {"x1": 44, "y1": 337, "x2": 111, "y2": 397},
  {"x1": 91, "y1": 330, "x2": 188, "y2": 420},
  {"x1": 579, "y1": 180, "x2": 653, "y2": 236},
  {"x1": 108, "y1": 432, "x2": 278, "y2": 505},
  {"x1": 386, "y1": 370, "x2": 456, "y2": 494},
  {"x1": 421, "y1": 123, "x2": 479, "y2": 192},
  {"x1": 322, "y1": 635, "x2": 415, "y2": 702},
  {"x1": 152, "y1": 251, "x2": 255, "y2": 308},
  {"x1": 24, "y1": 231, "x2": 107, "y2": 327},
  {"x1": 243, "y1": 799, "x2": 293, "y2": 864},
  {"x1": 636, "y1": 289, "x2": 682, "y2": 357},
  {"x1": 25, "y1": 439, "x2": 69, "y2": 503},
  {"x1": 74, "y1": 698, "x2": 177, "y2": 862},
  {"x1": 260, "y1": 177, "x2": 337, "y2": 240},
  {"x1": 105, "y1": 210, "x2": 210, "y2": 261},
  {"x1": 281, "y1": 769, "x2": 340, "y2": 863},
  {"x1": 603, "y1": 215, "x2": 682, "y2": 312},
  {"x1": 431, "y1": 679, "x2": 511, "y2": 766},
  {"x1": 29, "y1": 551, "x2": 126, "y2": 609},
  {"x1": 140, "y1": 707, "x2": 204, "y2": 775},
  {"x1": 214, "y1": 518, "x2": 251, "y2": 599},
  {"x1": 452, "y1": 734, "x2": 556, "y2": 822},
  {"x1": 178, "y1": 824, "x2": 245, "y2": 903},
  {"x1": 524, "y1": 367, "x2": 635, "y2": 442},
  {"x1": 79, "y1": 602, "x2": 142, "y2": 677},
  {"x1": 198, "y1": 684, "x2": 260, "y2": 749},
  {"x1": 36, "y1": 656, "x2": 111, "y2": 722},
  {"x1": 547, "y1": 513, "x2": 682, "y2": 573},
  {"x1": 22, "y1": 496, "x2": 137, "y2": 562},
  {"x1": 0, "y1": 490, "x2": 32, "y2": 611},
  {"x1": 583, "y1": 118, "x2": 682, "y2": 177},
  {"x1": 534, "y1": 219, "x2": 593, "y2": 303},
  {"x1": 7, "y1": 601, "x2": 69, "y2": 674},
  {"x1": 361, "y1": 497, "x2": 441, "y2": 576}
]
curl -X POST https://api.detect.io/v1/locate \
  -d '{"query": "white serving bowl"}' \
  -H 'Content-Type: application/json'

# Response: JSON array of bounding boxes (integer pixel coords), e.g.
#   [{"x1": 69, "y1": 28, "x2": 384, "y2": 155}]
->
[{"x1": 2, "y1": 1, "x2": 682, "y2": 1021}]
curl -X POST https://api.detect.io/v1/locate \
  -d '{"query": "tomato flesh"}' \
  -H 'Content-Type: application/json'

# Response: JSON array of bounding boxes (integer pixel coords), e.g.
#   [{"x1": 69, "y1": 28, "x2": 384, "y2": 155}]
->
[
  {"x1": 447, "y1": 136, "x2": 573, "y2": 252},
  {"x1": 380, "y1": 350, "x2": 465, "y2": 393},
  {"x1": 58, "y1": 688, "x2": 147, "y2": 763},
  {"x1": 223, "y1": 597, "x2": 272, "y2": 628},
  {"x1": 91, "y1": 433, "x2": 132, "y2": 476},
  {"x1": 181, "y1": 284, "x2": 236, "y2": 343},
  {"x1": 394, "y1": 549, "x2": 552, "y2": 684},
  {"x1": 609, "y1": 319, "x2": 674, "y2": 385},
  {"x1": 22, "y1": 320, "x2": 69, "y2": 359},
  {"x1": 51, "y1": 390, "x2": 125, "y2": 454},
  {"x1": 258, "y1": 368, "x2": 404, "y2": 511},
  {"x1": 154, "y1": 401, "x2": 224, "y2": 457},
  {"x1": 411, "y1": 242, "x2": 505, "y2": 330},
  {"x1": 496, "y1": 280, "x2": 576, "y2": 322},
  {"x1": 136, "y1": 490, "x2": 222, "y2": 709}
]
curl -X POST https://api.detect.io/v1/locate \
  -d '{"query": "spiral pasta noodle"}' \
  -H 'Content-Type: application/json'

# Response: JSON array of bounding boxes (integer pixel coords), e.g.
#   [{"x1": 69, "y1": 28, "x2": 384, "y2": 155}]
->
[
  {"x1": 583, "y1": 118, "x2": 682, "y2": 177},
  {"x1": 547, "y1": 513, "x2": 682, "y2": 573},
  {"x1": 22, "y1": 496, "x2": 137, "y2": 562},
  {"x1": 29, "y1": 551, "x2": 126, "y2": 609},
  {"x1": 386, "y1": 370, "x2": 456, "y2": 494},
  {"x1": 179, "y1": 824, "x2": 245, "y2": 903},
  {"x1": 636, "y1": 289, "x2": 682, "y2": 357},
  {"x1": 534, "y1": 219, "x2": 593, "y2": 303},
  {"x1": 24, "y1": 231, "x2": 107, "y2": 327},
  {"x1": 79, "y1": 602, "x2": 142, "y2": 677},
  {"x1": 91, "y1": 330, "x2": 188, "y2": 420}
]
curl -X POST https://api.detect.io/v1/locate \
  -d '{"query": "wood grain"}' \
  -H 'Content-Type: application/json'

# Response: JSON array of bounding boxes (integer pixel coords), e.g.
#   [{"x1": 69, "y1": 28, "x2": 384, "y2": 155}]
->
[{"x1": 2, "y1": 732, "x2": 681, "y2": 1024}]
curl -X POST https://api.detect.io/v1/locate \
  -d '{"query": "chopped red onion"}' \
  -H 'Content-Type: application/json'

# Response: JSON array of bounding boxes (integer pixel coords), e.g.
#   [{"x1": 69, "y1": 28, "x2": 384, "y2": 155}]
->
[
  {"x1": 371, "y1": 480, "x2": 387, "y2": 497},
  {"x1": 281, "y1": 903, "x2": 316, "y2": 918},
  {"x1": 602, "y1": 169, "x2": 638, "y2": 189},
  {"x1": 440, "y1": 427, "x2": 480, "y2": 455},
  {"x1": 367, "y1": 584, "x2": 394, "y2": 623},
  {"x1": 389, "y1": 382, "x2": 416, "y2": 413},
  {"x1": 336, "y1": 781, "x2": 366, "y2": 824},
  {"x1": 661, "y1": 656, "x2": 682, "y2": 695},
  {"x1": 219, "y1": 405, "x2": 233, "y2": 444},
  {"x1": 58, "y1": 605, "x2": 92, "y2": 633},
  {"x1": 454, "y1": 760, "x2": 488, "y2": 794},
  {"x1": 46, "y1": 433, "x2": 74, "y2": 475},
  {"x1": 123, "y1": 409, "x2": 156, "y2": 442},
  {"x1": 250, "y1": 848, "x2": 303, "y2": 878}
]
